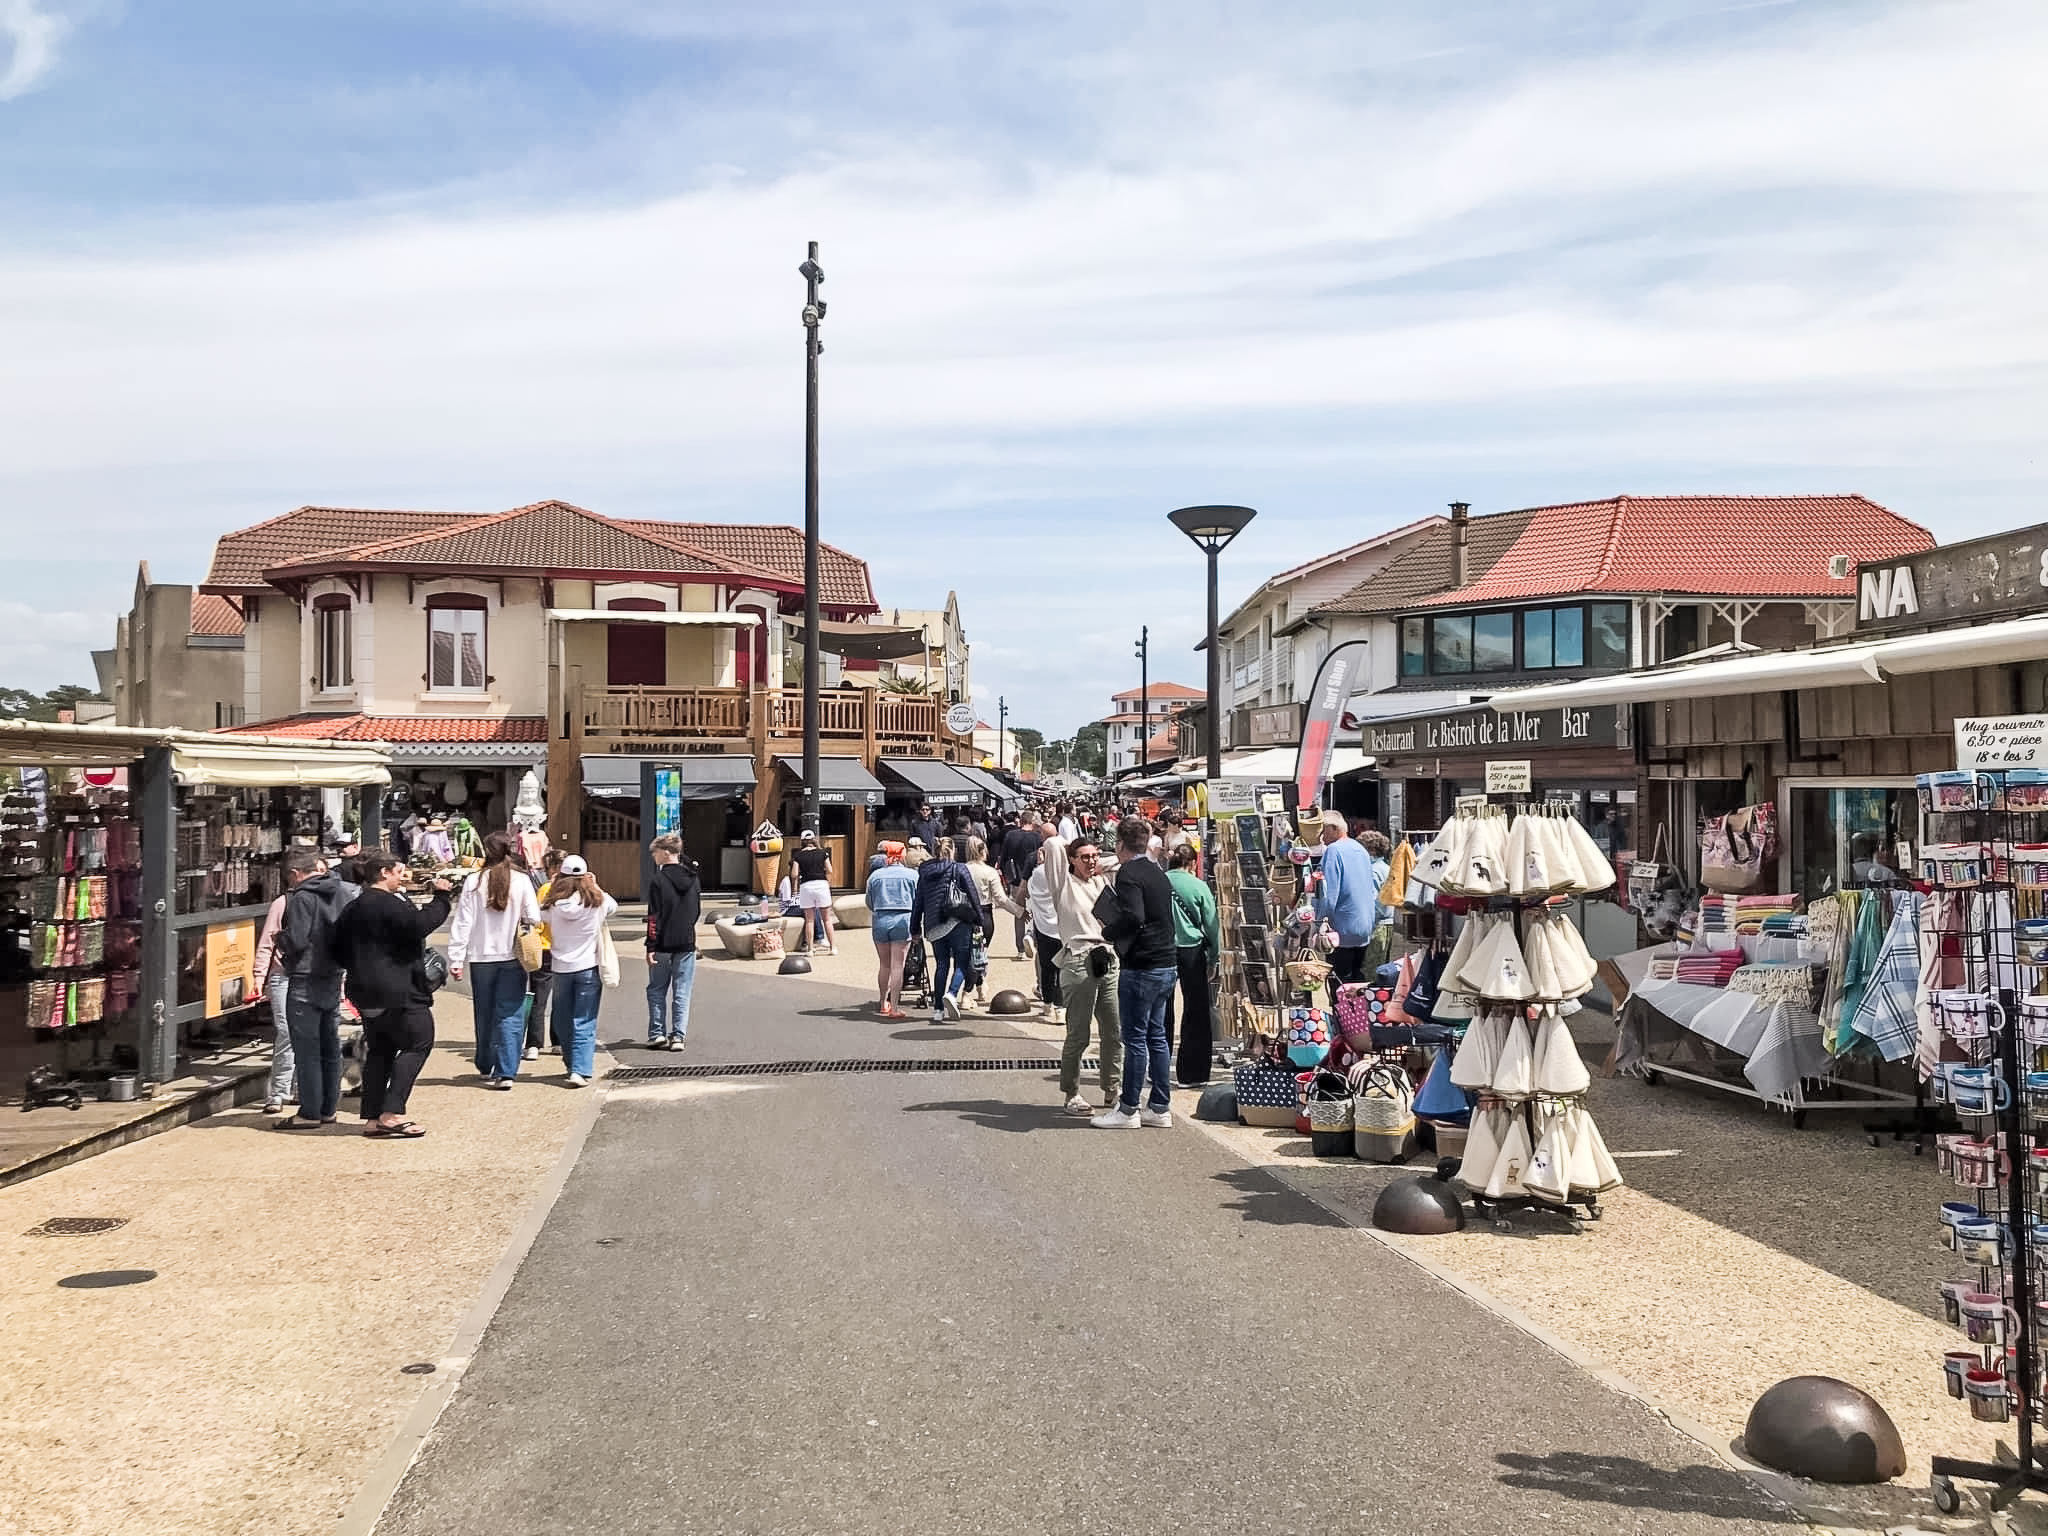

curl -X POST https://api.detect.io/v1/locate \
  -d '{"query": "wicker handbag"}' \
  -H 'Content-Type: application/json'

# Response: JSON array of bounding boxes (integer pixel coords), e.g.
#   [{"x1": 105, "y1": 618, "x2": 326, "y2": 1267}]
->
[{"x1": 1351, "y1": 1060, "x2": 1416, "y2": 1164}]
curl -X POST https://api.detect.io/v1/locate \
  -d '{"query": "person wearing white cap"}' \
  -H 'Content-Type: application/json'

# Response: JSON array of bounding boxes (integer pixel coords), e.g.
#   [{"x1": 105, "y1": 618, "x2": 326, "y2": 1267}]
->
[
  {"x1": 1314, "y1": 810, "x2": 1380, "y2": 990},
  {"x1": 790, "y1": 830, "x2": 836, "y2": 954},
  {"x1": 538, "y1": 856, "x2": 618, "y2": 1086}
]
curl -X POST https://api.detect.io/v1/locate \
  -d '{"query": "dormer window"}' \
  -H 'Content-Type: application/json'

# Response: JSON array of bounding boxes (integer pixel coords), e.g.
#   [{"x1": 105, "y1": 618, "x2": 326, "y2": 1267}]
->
[{"x1": 314, "y1": 595, "x2": 352, "y2": 690}]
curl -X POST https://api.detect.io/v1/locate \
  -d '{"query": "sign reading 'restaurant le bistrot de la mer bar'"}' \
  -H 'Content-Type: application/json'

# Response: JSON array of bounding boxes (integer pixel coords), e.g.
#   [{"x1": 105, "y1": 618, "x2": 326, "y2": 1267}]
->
[{"x1": 1364, "y1": 704, "x2": 1617, "y2": 757}]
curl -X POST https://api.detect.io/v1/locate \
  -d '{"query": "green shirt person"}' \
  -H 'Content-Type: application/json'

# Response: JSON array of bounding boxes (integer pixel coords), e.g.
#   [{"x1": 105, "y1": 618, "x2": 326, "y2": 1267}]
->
[{"x1": 1165, "y1": 853, "x2": 1221, "y2": 957}]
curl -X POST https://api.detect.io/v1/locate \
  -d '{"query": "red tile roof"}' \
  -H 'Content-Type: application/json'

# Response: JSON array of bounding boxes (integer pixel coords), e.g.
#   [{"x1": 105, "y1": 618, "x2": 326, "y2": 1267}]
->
[
  {"x1": 620, "y1": 521, "x2": 877, "y2": 609},
  {"x1": 1416, "y1": 495, "x2": 1932, "y2": 606},
  {"x1": 203, "y1": 503, "x2": 879, "y2": 613},
  {"x1": 189, "y1": 592, "x2": 244, "y2": 637},
  {"x1": 1111, "y1": 682, "x2": 1203, "y2": 701},
  {"x1": 205, "y1": 508, "x2": 474, "y2": 591},
  {"x1": 225, "y1": 714, "x2": 548, "y2": 743}
]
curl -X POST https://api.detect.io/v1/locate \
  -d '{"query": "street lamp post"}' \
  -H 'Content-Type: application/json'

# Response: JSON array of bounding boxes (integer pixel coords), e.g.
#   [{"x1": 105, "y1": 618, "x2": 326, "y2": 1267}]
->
[
  {"x1": 798, "y1": 242, "x2": 827, "y2": 836},
  {"x1": 997, "y1": 695, "x2": 1008, "y2": 771},
  {"x1": 1135, "y1": 626, "x2": 1149, "y2": 773},
  {"x1": 1167, "y1": 505, "x2": 1257, "y2": 782}
]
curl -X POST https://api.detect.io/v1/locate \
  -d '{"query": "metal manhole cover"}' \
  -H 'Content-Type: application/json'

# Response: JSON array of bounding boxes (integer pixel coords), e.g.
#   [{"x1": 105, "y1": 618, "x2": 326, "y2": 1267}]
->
[
  {"x1": 606, "y1": 1056, "x2": 1078, "y2": 1082},
  {"x1": 28, "y1": 1216, "x2": 129, "y2": 1238}
]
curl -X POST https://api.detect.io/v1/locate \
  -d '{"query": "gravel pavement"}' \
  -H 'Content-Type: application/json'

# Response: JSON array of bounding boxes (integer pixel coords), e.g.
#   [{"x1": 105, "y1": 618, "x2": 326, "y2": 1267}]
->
[{"x1": 375, "y1": 957, "x2": 1796, "y2": 1535}]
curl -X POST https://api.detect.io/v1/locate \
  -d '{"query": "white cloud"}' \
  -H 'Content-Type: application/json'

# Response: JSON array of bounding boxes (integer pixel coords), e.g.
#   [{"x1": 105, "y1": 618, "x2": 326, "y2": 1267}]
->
[
  {"x1": 0, "y1": 0, "x2": 65, "y2": 100},
  {"x1": 0, "y1": 600, "x2": 107, "y2": 685}
]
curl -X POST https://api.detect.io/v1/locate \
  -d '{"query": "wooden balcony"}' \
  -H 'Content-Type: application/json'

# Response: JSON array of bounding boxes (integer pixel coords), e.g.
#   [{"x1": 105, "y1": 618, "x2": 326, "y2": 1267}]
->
[{"x1": 575, "y1": 685, "x2": 949, "y2": 753}]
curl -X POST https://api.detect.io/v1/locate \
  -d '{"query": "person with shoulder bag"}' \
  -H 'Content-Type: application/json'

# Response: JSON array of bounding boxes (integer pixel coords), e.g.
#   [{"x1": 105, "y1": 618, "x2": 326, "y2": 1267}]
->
[
  {"x1": 1041, "y1": 833, "x2": 1121, "y2": 1114},
  {"x1": 1094, "y1": 815, "x2": 1179, "y2": 1130},
  {"x1": 645, "y1": 833, "x2": 702, "y2": 1052},
  {"x1": 330, "y1": 853, "x2": 453, "y2": 1137},
  {"x1": 272, "y1": 846, "x2": 360, "y2": 1130},
  {"x1": 447, "y1": 831, "x2": 542, "y2": 1089},
  {"x1": 910, "y1": 837, "x2": 987, "y2": 1024}
]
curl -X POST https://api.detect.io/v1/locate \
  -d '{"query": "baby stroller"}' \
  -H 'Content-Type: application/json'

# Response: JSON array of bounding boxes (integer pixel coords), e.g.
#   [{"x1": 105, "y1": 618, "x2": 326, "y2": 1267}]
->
[{"x1": 900, "y1": 938, "x2": 932, "y2": 1010}]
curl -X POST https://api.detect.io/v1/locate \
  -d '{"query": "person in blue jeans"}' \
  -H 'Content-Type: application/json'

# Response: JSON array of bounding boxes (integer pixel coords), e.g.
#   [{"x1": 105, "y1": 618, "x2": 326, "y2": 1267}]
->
[
  {"x1": 273, "y1": 848, "x2": 358, "y2": 1129},
  {"x1": 1094, "y1": 816, "x2": 1180, "y2": 1129},
  {"x1": 448, "y1": 832, "x2": 543, "y2": 1088},
  {"x1": 909, "y1": 837, "x2": 989, "y2": 1024},
  {"x1": 538, "y1": 855, "x2": 618, "y2": 1086},
  {"x1": 644, "y1": 832, "x2": 702, "y2": 1050}
]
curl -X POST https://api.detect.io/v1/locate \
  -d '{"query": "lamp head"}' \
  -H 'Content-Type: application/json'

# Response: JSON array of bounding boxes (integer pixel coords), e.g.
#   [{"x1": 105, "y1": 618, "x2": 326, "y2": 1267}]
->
[{"x1": 1168, "y1": 504, "x2": 1257, "y2": 553}]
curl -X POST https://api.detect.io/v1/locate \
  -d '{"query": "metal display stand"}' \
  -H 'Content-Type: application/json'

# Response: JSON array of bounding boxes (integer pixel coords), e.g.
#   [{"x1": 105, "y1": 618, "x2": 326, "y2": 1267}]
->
[{"x1": 1925, "y1": 775, "x2": 2048, "y2": 1515}]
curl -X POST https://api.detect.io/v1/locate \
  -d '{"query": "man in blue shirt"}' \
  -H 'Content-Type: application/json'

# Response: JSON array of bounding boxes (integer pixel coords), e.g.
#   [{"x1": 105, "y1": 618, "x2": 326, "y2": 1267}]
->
[{"x1": 1314, "y1": 810, "x2": 1381, "y2": 988}]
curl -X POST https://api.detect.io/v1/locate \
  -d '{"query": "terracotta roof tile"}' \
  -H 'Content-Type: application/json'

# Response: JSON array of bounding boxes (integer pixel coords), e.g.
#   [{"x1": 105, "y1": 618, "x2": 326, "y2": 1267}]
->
[
  {"x1": 1111, "y1": 682, "x2": 1203, "y2": 701},
  {"x1": 188, "y1": 592, "x2": 244, "y2": 637},
  {"x1": 1311, "y1": 510, "x2": 1534, "y2": 616},
  {"x1": 205, "y1": 508, "x2": 473, "y2": 591},
  {"x1": 618, "y1": 520, "x2": 877, "y2": 609},
  {"x1": 1416, "y1": 495, "x2": 1932, "y2": 605},
  {"x1": 225, "y1": 714, "x2": 548, "y2": 743}
]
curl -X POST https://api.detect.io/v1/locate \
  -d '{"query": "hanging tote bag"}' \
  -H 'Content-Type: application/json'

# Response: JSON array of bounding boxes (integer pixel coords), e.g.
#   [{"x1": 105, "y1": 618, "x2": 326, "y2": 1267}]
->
[
  {"x1": 597, "y1": 924, "x2": 621, "y2": 989},
  {"x1": 1627, "y1": 823, "x2": 1670, "y2": 918},
  {"x1": 1701, "y1": 805, "x2": 1779, "y2": 893},
  {"x1": 516, "y1": 922, "x2": 545, "y2": 974}
]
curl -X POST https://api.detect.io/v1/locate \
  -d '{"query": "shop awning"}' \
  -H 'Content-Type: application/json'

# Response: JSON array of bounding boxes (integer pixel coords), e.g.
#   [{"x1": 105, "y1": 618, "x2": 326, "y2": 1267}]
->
[
  {"x1": 950, "y1": 764, "x2": 1021, "y2": 804},
  {"x1": 580, "y1": 754, "x2": 757, "y2": 800},
  {"x1": 0, "y1": 719, "x2": 392, "y2": 786},
  {"x1": 807, "y1": 619, "x2": 929, "y2": 662},
  {"x1": 1220, "y1": 745, "x2": 1374, "y2": 780},
  {"x1": 876, "y1": 757, "x2": 980, "y2": 807},
  {"x1": 773, "y1": 754, "x2": 886, "y2": 808}
]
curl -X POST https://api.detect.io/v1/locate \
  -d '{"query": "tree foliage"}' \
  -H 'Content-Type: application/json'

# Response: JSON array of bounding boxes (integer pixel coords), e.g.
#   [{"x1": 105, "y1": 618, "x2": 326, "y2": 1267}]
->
[{"x1": 0, "y1": 685, "x2": 103, "y2": 722}]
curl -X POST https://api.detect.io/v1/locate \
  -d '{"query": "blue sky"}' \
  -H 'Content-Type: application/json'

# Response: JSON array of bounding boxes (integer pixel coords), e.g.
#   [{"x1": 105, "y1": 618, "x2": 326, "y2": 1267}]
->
[{"x1": 3, "y1": 0, "x2": 2047, "y2": 736}]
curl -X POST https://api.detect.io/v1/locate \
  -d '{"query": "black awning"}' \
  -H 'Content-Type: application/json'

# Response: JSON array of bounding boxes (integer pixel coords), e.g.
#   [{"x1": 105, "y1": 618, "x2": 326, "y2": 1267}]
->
[
  {"x1": 580, "y1": 754, "x2": 757, "y2": 800},
  {"x1": 809, "y1": 620, "x2": 929, "y2": 662},
  {"x1": 949, "y1": 764, "x2": 1019, "y2": 804},
  {"x1": 773, "y1": 754, "x2": 886, "y2": 809},
  {"x1": 877, "y1": 757, "x2": 980, "y2": 807}
]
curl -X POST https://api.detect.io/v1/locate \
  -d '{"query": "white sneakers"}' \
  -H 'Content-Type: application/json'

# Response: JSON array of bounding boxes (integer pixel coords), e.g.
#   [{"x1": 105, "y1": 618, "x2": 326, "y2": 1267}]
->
[
  {"x1": 1090, "y1": 1105, "x2": 1173, "y2": 1130},
  {"x1": 943, "y1": 992, "x2": 963, "y2": 1020},
  {"x1": 522, "y1": 1046, "x2": 539, "y2": 1061},
  {"x1": 1063, "y1": 1094, "x2": 1093, "y2": 1116},
  {"x1": 567, "y1": 1073, "x2": 588, "y2": 1087}
]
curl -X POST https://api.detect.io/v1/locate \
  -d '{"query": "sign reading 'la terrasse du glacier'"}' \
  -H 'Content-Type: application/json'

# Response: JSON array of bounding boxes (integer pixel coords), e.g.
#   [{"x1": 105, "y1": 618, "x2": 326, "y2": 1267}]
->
[{"x1": 1365, "y1": 704, "x2": 1615, "y2": 757}]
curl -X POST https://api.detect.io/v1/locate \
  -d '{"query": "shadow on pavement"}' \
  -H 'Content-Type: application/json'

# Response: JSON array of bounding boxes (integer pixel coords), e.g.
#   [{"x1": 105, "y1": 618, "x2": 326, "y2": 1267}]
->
[
  {"x1": 891, "y1": 1027, "x2": 974, "y2": 1042},
  {"x1": 1210, "y1": 1166, "x2": 1348, "y2": 1228},
  {"x1": 1493, "y1": 1451, "x2": 1793, "y2": 1522},
  {"x1": 901, "y1": 1098, "x2": 1091, "y2": 1134}
]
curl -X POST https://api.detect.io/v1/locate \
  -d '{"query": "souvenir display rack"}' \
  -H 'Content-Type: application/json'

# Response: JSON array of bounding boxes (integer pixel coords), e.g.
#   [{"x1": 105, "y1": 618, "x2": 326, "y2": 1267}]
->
[
  {"x1": 1924, "y1": 771, "x2": 2048, "y2": 1516},
  {"x1": 0, "y1": 769, "x2": 143, "y2": 1074},
  {"x1": 1416, "y1": 801, "x2": 1625, "y2": 1229},
  {"x1": 176, "y1": 787, "x2": 323, "y2": 916},
  {"x1": 1214, "y1": 812, "x2": 1283, "y2": 1057}
]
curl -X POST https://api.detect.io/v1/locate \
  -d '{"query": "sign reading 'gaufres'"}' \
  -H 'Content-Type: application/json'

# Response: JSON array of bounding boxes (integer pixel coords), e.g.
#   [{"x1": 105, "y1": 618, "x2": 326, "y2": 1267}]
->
[
  {"x1": 1857, "y1": 523, "x2": 2048, "y2": 631},
  {"x1": 1366, "y1": 704, "x2": 1617, "y2": 757}
]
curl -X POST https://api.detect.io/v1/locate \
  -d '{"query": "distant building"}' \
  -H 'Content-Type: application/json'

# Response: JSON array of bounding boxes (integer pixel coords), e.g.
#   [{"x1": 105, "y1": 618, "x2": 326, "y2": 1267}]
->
[
  {"x1": 92, "y1": 562, "x2": 247, "y2": 732},
  {"x1": 1098, "y1": 681, "x2": 1201, "y2": 776}
]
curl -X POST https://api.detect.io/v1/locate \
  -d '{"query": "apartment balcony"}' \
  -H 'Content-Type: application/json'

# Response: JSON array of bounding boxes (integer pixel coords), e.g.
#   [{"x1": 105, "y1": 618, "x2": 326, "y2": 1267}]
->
[{"x1": 571, "y1": 684, "x2": 954, "y2": 757}]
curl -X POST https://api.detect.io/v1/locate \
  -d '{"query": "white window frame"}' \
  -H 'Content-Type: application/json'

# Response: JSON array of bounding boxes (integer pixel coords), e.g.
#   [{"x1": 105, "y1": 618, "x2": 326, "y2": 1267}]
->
[
  {"x1": 427, "y1": 604, "x2": 488, "y2": 694},
  {"x1": 316, "y1": 602, "x2": 353, "y2": 691}
]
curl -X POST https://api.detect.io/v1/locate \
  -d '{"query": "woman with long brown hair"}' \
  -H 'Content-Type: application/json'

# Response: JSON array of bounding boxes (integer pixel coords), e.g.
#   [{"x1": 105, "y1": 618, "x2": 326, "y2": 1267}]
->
[
  {"x1": 539, "y1": 855, "x2": 618, "y2": 1086},
  {"x1": 448, "y1": 830, "x2": 542, "y2": 1088}
]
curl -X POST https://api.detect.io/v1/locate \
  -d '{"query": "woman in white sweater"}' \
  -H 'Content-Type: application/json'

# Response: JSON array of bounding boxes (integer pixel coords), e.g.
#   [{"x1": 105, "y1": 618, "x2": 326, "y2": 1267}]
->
[
  {"x1": 448, "y1": 832, "x2": 542, "y2": 1089},
  {"x1": 538, "y1": 856, "x2": 618, "y2": 1087}
]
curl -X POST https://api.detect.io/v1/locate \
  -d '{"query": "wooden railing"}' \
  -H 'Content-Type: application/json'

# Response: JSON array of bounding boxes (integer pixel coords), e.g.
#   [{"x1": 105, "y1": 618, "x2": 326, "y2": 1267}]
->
[{"x1": 578, "y1": 686, "x2": 951, "y2": 748}]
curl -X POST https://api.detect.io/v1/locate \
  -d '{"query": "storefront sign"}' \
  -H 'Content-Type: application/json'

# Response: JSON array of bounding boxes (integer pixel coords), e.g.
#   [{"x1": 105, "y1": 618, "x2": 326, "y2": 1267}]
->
[
  {"x1": 1247, "y1": 703, "x2": 1301, "y2": 745},
  {"x1": 1365, "y1": 703, "x2": 1618, "y2": 757},
  {"x1": 945, "y1": 702, "x2": 977, "y2": 735},
  {"x1": 203, "y1": 920, "x2": 256, "y2": 1018},
  {"x1": 1485, "y1": 760, "x2": 1532, "y2": 794},
  {"x1": 1858, "y1": 523, "x2": 2048, "y2": 632},
  {"x1": 1208, "y1": 778, "x2": 1260, "y2": 813},
  {"x1": 1956, "y1": 714, "x2": 2048, "y2": 770}
]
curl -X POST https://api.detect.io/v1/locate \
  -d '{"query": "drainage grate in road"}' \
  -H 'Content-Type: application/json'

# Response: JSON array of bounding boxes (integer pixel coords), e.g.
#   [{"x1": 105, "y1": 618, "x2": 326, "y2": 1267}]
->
[
  {"x1": 607, "y1": 1056, "x2": 1094, "y2": 1082},
  {"x1": 27, "y1": 1216, "x2": 129, "y2": 1238}
]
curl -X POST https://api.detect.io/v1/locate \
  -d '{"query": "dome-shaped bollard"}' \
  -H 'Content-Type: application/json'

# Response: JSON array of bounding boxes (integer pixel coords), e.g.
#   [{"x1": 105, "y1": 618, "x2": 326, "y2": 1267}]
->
[
  {"x1": 1371, "y1": 1177, "x2": 1466, "y2": 1235},
  {"x1": 1741, "y1": 1376, "x2": 1905, "y2": 1484},
  {"x1": 987, "y1": 989, "x2": 1033, "y2": 1015},
  {"x1": 777, "y1": 954, "x2": 812, "y2": 976},
  {"x1": 1193, "y1": 1085, "x2": 1238, "y2": 1122}
]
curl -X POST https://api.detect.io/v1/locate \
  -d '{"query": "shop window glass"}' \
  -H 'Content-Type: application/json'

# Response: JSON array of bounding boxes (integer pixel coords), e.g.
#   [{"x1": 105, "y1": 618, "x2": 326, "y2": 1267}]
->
[
  {"x1": 315, "y1": 600, "x2": 351, "y2": 690},
  {"x1": 1399, "y1": 617, "x2": 1425, "y2": 677},
  {"x1": 1429, "y1": 615, "x2": 1472, "y2": 674},
  {"x1": 1523, "y1": 608, "x2": 1553, "y2": 669},
  {"x1": 428, "y1": 601, "x2": 487, "y2": 692},
  {"x1": 1789, "y1": 785, "x2": 1913, "y2": 902},
  {"x1": 1472, "y1": 612, "x2": 1515, "y2": 671},
  {"x1": 1554, "y1": 607, "x2": 1585, "y2": 667},
  {"x1": 1589, "y1": 603, "x2": 1629, "y2": 669}
]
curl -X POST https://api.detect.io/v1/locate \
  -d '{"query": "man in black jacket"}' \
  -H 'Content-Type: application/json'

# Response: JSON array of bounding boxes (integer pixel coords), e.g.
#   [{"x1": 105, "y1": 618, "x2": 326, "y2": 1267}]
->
[
  {"x1": 997, "y1": 813, "x2": 1045, "y2": 957},
  {"x1": 332, "y1": 853, "x2": 452, "y2": 1138},
  {"x1": 645, "y1": 833, "x2": 703, "y2": 1052},
  {"x1": 1093, "y1": 816, "x2": 1179, "y2": 1130},
  {"x1": 274, "y1": 849, "x2": 360, "y2": 1130}
]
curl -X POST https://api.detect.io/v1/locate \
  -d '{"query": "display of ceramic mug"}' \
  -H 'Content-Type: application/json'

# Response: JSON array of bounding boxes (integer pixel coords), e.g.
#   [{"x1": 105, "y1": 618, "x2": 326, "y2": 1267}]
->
[
  {"x1": 1950, "y1": 1067, "x2": 2013, "y2": 1115},
  {"x1": 1963, "y1": 1292, "x2": 2020, "y2": 1345},
  {"x1": 1945, "y1": 1349, "x2": 1980, "y2": 1397},
  {"x1": 1957, "y1": 1220, "x2": 2009, "y2": 1266},
  {"x1": 1966, "y1": 1366, "x2": 2012, "y2": 1422}
]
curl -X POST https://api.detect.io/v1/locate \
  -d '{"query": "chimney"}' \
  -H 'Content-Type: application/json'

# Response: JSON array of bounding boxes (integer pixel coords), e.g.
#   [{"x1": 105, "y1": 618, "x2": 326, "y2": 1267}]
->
[{"x1": 1449, "y1": 501, "x2": 1470, "y2": 588}]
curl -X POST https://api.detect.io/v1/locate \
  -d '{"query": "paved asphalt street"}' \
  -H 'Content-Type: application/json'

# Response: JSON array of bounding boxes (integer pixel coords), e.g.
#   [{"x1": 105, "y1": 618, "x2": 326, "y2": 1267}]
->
[{"x1": 379, "y1": 955, "x2": 1789, "y2": 1535}]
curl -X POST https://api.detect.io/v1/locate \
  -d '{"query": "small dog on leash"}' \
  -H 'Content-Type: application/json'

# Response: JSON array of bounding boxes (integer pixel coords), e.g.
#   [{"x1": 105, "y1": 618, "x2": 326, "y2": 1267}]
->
[{"x1": 338, "y1": 1022, "x2": 364, "y2": 1095}]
